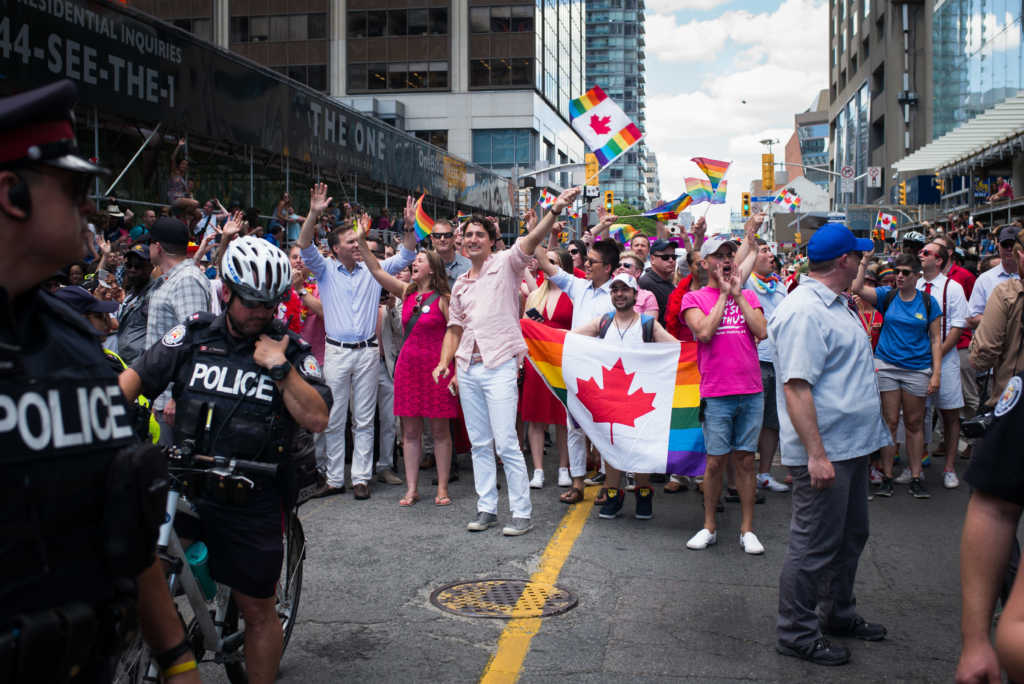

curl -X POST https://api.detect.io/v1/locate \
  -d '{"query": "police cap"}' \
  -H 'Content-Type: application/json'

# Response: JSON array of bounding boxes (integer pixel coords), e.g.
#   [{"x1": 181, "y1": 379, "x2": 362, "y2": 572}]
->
[
  {"x1": 150, "y1": 217, "x2": 190, "y2": 248},
  {"x1": 53, "y1": 285, "x2": 118, "y2": 314},
  {"x1": 0, "y1": 80, "x2": 108, "y2": 176}
]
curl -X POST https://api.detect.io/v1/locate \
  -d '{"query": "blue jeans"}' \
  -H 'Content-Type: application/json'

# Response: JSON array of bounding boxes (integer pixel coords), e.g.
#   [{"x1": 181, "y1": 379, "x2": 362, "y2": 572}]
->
[{"x1": 702, "y1": 393, "x2": 764, "y2": 456}]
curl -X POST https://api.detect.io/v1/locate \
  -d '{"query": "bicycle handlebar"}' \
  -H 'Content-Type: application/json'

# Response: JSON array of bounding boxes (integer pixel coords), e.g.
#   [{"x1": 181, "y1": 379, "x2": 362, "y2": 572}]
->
[{"x1": 192, "y1": 454, "x2": 279, "y2": 477}]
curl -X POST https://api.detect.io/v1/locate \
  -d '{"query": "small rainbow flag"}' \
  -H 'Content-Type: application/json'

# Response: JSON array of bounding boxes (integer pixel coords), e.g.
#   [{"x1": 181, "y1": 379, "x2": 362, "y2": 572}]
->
[
  {"x1": 685, "y1": 178, "x2": 713, "y2": 204},
  {"x1": 643, "y1": 192, "x2": 693, "y2": 220},
  {"x1": 774, "y1": 188, "x2": 801, "y2": 212},
  {"x1": 413, "y1": 194, "x2": 434, "y2": 240},
  {"x1": 609, "y1": 224, "x2": 639, "y2": 243},
  {"x1": 691, "y1": 157, "x2": 731, "y2": 194},
  {"x1": 520, "y1": 319, "x2": 706, "y2": 475},
  {"x1": 593, "y1": 124, "x2": 644, "y2": 168},
  {"x1": 537, "y1": 189, "x2": 556, "y2": 209}
]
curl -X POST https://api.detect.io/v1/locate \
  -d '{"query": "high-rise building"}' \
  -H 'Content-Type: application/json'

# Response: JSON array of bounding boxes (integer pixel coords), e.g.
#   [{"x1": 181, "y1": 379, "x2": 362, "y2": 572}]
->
[
  {"x1": 784, "y1": 90, "x2": 830, "y2": 191},
  {"x1": 828, "y1": 0, "x2": 934, "y2": 205},
  {"x1": 585, "y1": 0, "x2": 647, "y2": 209},
  {"x1": 932, "y1": 0, "x2": 1024, "y2": 138},
  {"x1": 134, "y1": 0, "x2": 587, "y2": 195},
  {"x1": 644, "y1": 152, "x2": 661, "y2": 206}
]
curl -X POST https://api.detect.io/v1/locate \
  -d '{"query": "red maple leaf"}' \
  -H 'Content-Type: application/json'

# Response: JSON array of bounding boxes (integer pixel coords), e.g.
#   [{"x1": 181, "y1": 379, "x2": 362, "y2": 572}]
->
[
  {"x1": 576, "y1": 359, "x2": 657, "y2": 444},
  {"x1": 589, "y1": 114, "x2": 612, "y2": 135}
]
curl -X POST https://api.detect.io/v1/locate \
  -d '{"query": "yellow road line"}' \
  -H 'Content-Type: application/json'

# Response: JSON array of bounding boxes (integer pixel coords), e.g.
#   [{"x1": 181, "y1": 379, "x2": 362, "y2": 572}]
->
[{"x1": 479, "y1": 487, "x2": 595, "y2": 684}]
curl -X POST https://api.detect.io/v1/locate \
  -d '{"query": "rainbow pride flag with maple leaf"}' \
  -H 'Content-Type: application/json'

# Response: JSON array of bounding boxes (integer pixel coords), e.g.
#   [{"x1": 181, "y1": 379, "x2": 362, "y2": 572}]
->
[
  {"x1": 570, "y1": 85, "x2": 644, "y2": 169},
  {"x1": 520, "y1": 319, "x2": 707, "y2": 475}
]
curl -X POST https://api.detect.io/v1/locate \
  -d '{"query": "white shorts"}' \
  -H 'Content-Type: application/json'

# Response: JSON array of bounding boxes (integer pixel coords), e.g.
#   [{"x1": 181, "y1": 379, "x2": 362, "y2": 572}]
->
[{"x1": 928, "y1": 355, "x2": 965, "y2": 411}]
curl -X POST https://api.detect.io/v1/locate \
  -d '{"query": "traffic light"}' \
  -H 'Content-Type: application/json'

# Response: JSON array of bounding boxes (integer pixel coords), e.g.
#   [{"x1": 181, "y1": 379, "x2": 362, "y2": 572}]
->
[
  {"x1": 761, "y1": 154, "x2": 775, "y2": 191},
  {"x1": 604, "y1": 190, "x2": 614, "y2": 212},
  {"x1": 794, "y1": 231, "x2": 802, "y2": 244},
  {"x1": 741, "y1": 192, "x2": 751, "y2": 217},
  {"x1": 935, "y1": 174, "x2": 945, "y2": 193},
  {"x1": 898, "y1": 181, "x2": 907, "y2": 205}
]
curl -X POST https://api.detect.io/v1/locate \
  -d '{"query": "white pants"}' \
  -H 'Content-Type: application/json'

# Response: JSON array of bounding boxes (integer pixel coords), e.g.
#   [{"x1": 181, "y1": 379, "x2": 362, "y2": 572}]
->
[
  {"x1": 324, "y1": 343, "x2": 379, "y2": 487},
  {"x1": 457, "y1": 358, "x2": 532, "y2": 518},
  {"x1": 567, "y1": 421, "x2": 588, "y2": 478},
  {"x1": 377, "y1": 358, "x2": 396, "y2": 471}
]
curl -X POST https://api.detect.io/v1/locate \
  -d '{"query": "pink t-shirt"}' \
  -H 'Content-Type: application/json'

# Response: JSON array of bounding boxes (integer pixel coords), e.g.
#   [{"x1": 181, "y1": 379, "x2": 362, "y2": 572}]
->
[{"x1": 680, "y1": 287, "x2": 763, "y2": 398}]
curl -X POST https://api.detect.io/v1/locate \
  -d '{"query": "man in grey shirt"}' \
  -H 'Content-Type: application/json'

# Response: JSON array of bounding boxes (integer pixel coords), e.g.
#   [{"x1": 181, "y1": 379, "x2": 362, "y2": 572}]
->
[
  {"x1": 432, "y1": 218, "x2": 470, "y2": 290},
  {"x1": 769, "y1": 223, "x2": 892, "y2": 667}
]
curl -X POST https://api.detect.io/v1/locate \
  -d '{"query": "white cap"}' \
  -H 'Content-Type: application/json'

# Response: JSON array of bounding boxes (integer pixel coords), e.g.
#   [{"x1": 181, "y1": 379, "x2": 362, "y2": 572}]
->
[
  {"x1": 699, "y1": 236, "x2": 735, "y2": 259},
  {"x1": 609, "y1": 272, "x2": 638, "y2": 290}
]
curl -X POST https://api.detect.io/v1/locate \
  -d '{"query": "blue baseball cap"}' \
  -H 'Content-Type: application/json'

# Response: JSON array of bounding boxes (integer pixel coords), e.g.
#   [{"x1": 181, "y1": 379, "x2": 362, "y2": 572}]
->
[{"x1": 807, "y1": 222, "x2": 874, "y2": 262}]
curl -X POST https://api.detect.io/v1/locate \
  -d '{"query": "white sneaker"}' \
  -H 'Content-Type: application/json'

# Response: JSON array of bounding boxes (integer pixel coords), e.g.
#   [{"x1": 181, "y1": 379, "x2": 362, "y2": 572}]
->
[
  {"x1": 894, "y1": 468, "x2": 914, "y2": 485},
  {"x1": 557, "y1": 467, "x2": 571, "y2": 488},
  {"x1": 943, "y1": 470, "x2": 960, "y2": 489},
  {"x1": 869, "y1": 466, "x2": 884, "y2": 485},
  {"x1": 529, "y1": 470, "x2": 545, "y2": 489},
  {"x1": 740, "y1": 531, "x2": 765, "y2": 555},
  {"x1": 757, "y1": 474, "x2": 790, "y2": 492},
  {"x1": 686, "y1": 528, "x2": 718, "y2": 550}
]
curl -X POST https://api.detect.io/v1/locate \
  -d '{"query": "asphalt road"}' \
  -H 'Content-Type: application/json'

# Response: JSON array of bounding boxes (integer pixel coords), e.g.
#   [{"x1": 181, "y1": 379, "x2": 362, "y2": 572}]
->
[{"x1": 200, "y1": 457, "x2": 975, "y2": 683}]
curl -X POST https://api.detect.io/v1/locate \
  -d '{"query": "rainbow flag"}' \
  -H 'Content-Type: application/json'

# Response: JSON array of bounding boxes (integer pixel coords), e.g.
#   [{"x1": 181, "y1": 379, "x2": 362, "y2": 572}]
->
[
  {"x1": 712, "y1": 180, "x2": 728, "y2": 204},
  {"x1": 570, "y1": 86, "x2": 645, "y2": 169},
  {"x1": 609, "y1": 224, "x2": 639, "y2": 243},
  {"x1": 537, "y1": 188, "x2": 555, "y2": 209},
  {"x1": 520, "y1": 319, "x2": 706, "y2": 475},
  {"x1": 685, "y1": 178, "x2": 713, "y2": 204},
  {"x1": 774, "y1": 188, "x2": 801, "y2": 212},
  {"x1": 643, "y1": 192, "x2": 693, "y2": 220},
  {"x1": 691, "y1": 157, "x2": 731, "y2": 194},
  {"x1": 413, "y1": 194, "x2": 434, "y2": 240}
]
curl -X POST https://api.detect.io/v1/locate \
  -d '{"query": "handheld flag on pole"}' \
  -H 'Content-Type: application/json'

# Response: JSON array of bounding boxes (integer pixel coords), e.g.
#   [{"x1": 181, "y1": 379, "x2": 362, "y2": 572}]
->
[
  {"x1": 773, "y1": 188, "x2": 801, "y2": 212},
  {"x1": 413, "y1": 194, "x2": 434, "y2": 240},
  {"x1": 537, "y1": 188, "x2": 556, "y2": 210},
  {"x1": 570, "y1": 86, "x2": 644, "y2": 173},
  {"x1": 875, "y1": 210, "x2": 895, "y2": 234},
  {"x1": 639, "y1": 192, "x2": 693, "y2": 220},
  {"x1": 609, "y1": 224, "x2": 640, "y2": 243},
  {"x1": 711, "y1": 180, "x2": 728, "y2": 205},
  {"x1": 691, "y1": 157, "x2": 731, "y2": 194},
  {"x1": 685, "y1": 178, "x2": 713, "y2": 205}
]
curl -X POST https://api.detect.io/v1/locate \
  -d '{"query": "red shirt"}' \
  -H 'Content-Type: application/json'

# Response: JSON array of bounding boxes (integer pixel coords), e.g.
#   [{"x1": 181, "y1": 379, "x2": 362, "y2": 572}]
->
[
  {"x1": 947, "y1": 264, "x2": 976, "y2": 349},
  {"x1": 665, "y1": 275, "x2": 695, "y2": 341}
]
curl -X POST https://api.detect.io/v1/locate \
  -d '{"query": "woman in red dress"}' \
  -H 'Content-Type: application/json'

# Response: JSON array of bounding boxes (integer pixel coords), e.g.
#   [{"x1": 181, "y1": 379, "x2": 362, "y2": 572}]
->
[
  {"x1": 357, "y1": 220, "x2": 457, "y2": 506},
  {"x1": 520, "y1": 248, "x2": 574, "y2": 490}
]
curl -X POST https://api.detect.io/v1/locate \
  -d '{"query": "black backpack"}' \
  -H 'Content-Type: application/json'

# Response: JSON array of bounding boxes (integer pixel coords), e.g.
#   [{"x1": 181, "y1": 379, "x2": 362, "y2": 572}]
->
[{"x1": 597, "y1": 312, "x2": 655, "y2": 342}]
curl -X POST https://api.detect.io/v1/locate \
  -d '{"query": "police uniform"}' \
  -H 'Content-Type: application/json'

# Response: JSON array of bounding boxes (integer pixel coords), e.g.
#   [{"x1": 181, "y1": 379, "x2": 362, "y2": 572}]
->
[
  {"x1": 965, "y1": 371, "x2": 1024, "y2": 505},
  {"x1": 1, "y1": 82, "x2": 167, "y2": 682},
  {"x1": 131, "y1": 312, "x2": 331, "y2": 598}
]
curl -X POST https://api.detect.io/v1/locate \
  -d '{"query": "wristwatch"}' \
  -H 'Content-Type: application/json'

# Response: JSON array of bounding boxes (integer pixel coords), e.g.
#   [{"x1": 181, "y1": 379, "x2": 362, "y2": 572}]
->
[
  {"x1": 299, "y1": 288, "x2": 309, "y2": 297},
  {"x1": 268, "y1": 360, "x2": 291, "y2": 381}
]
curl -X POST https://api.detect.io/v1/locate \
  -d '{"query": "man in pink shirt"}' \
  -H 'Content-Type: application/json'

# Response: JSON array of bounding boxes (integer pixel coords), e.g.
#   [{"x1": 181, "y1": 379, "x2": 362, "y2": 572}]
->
[
  {"x1": 434, "y1": 187, "x2": 581, "y2": 536},
  {"x1": 682, "y1": 236, "x2": 768, "y2": 555}
]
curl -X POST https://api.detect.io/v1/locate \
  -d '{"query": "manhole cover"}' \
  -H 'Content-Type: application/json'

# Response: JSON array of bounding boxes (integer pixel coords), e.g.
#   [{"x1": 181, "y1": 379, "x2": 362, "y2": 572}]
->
[{"x1": 430, "y1": 579, "x2": 577, "y2": 619}]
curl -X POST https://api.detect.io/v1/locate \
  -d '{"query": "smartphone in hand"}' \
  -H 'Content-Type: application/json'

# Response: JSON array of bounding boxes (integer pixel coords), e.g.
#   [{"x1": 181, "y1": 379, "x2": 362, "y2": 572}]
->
[{"x1": 524, "y1": 307, "x2": 544, "y2": 322}]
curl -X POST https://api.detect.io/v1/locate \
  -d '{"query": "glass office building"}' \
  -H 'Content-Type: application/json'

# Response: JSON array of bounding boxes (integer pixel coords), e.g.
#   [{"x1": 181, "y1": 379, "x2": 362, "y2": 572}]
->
[
  {"x1": 933, "y1": 0, "x2": 1024, "y2": 138},
  {"x1": 833, "y1": 83, "x2": 871, "y2": 203},
  {"x1": 586, "y1": 0, "x2": 647, "y2": 208}
]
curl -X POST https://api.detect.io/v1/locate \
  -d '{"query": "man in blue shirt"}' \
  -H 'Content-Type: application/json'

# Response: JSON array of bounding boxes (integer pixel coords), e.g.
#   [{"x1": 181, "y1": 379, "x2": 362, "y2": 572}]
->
[{"x1": 297, "y1": 184, "x2": 417, "y2": 500}]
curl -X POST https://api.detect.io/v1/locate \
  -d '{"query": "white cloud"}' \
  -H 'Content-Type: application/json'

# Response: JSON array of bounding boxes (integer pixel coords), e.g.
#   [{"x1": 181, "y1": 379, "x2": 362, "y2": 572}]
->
[
  {"x1": 645, "y1": 0, "x2": 732, "y2": 12},
  {"x1": 643, "y1": 0, "x2": 829, "y2": 225}
]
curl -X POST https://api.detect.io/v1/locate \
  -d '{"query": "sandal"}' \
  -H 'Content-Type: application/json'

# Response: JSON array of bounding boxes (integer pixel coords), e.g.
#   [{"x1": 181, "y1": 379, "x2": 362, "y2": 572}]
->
[
  {"x1": 434, "y1": 495, "x2": 452, "y2": 506},
  {"x1": 594, "y1": 487, "x2": 609, "y2": 505},
  {"x1": 559, "y1": 487, "x2": 584, "y2": 504},
  {"x1": 399, "y1": 493, "x2": 420, "y2": 507}
]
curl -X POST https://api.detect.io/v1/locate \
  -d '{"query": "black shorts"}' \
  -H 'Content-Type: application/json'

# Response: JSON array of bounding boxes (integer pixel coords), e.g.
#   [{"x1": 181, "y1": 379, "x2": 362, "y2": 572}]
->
[{"x1": 177, "y1": 490, "x2": 284, "y2": 599}]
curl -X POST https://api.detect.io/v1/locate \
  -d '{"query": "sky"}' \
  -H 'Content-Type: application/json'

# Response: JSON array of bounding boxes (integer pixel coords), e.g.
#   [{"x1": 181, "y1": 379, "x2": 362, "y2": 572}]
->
[{"x1": 641, "y1": 0, "x2": 829, "y2": 230}]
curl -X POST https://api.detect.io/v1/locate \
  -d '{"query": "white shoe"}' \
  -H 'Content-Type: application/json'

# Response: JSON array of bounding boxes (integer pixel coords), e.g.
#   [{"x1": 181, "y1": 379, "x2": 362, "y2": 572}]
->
[
  {"x1": 943, "y1": 470, "x2": 960, "y2": 489},
  {"x1": 869, "y1": 466, "x2": 884, "y2": 485},
  {"x1": 740, "y1": 531, "x2": 765, "y2": 555},
  {"x1": 557, "y1": 467, "x2": 571, "y2": 488},
  {"x1": 624, "y1": 473, "x2": 636, "y2": 492},
  {"x1": 529, "y1": 470, "x2": 545, "y2": 489},
  {"x1": 894, "y1": 467, "x2": 914, "y2": 485},
  {"x1": 757, "y1": 474, "x2": 790, "y2": 492},
  {"x1": 686, "y1": 528, "x2": 718, "y2": 550}
]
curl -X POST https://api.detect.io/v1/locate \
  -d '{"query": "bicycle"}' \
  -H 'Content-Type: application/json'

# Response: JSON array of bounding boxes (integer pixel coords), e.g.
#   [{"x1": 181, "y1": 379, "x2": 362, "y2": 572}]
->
[{"x1": 112, "y1": 444, "x2": 305, "y2": 683}]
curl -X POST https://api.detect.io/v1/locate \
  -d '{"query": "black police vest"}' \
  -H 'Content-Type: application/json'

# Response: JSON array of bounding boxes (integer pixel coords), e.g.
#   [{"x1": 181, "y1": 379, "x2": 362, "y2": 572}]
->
[
  {"x1": 0, "y1": 289, "x2": 138, "y2": 621},
  {"x1": 171, "y1": 314, "x2": 290, "y2": 462}
]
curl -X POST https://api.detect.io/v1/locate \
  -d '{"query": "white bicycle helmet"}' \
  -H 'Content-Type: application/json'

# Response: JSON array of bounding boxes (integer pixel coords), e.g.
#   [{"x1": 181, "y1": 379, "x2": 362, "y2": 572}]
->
[
  {"x1": 902, "y1": 231, "x2": 926, "y2": 244},
  {"x1": 221, "y1": 236, "x2": 292, "y2": 303}
]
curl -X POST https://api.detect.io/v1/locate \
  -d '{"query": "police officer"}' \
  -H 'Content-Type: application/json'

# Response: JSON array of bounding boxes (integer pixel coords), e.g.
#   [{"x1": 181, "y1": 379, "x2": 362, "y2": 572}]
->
[
  {"x1": 956, "y1": 371, "x2": 1024, "y2": 684},
  {"x1": 119, "y1": 235, "x2": 331, "y2": 684},
  {"x1": 0, "y1": 81, "x2": 199, "y2": 682}
]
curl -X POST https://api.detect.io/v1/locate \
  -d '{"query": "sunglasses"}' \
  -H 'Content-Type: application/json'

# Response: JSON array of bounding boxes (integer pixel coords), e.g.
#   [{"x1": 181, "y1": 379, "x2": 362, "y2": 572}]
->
[
  {"x1": 894, "y1": 268, "x2": 916, "y2": 276},
  {"x1": 237, "y1": 294, "x2": 280, "y2": 310},
  {"x1": 653, "y1": 253, "x2": 677, "y2": 260},
  {"x1": 919, "y1": 249, "x2": 938, "y2": 257},
  {"x1": 433, "y1": 232, "x2": 453, "y2": 239},
  {"x1": 568, "y1": 248, "x2": 580, "y2": 254},
  {"x1": 585, "y1": 258, "x2": 604, "y2": 266}
]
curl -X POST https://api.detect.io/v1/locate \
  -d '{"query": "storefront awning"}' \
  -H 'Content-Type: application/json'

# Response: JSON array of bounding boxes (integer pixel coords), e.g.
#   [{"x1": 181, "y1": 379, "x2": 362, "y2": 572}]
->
[{"x1": 892, "y1": 93, "x2": 1024, "y2": 174}]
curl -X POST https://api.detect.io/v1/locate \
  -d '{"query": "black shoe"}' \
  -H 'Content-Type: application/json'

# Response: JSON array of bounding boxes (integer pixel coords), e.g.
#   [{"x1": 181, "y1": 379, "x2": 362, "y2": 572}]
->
[
  {"x1": 776, "y1": 638, "x2": 851, "y2": 666},
  {"x1": 909, "y1": 477, "x2": 930, "y2": 499},
  {"x1": 822, "y1": 616, "x2": 887, "y2": 642},
  {"x1": 635, "y1": 487, "x2": 653, "y2": 520},
  {"x1": 313, "y1": 484, "x2": 345, "y2": 498},
  {"x1": 584, "y1": 471, "x2": 606, "y2": 486},
  {"x1": 598, "y1": 488, "x2": 625, "y2": 519},
  {"x1": 650, "y1": 473, "x2": 667, "y2": 483},
  {"x1": 875, "y1": 477, "x2": 894, "y2": 497}
]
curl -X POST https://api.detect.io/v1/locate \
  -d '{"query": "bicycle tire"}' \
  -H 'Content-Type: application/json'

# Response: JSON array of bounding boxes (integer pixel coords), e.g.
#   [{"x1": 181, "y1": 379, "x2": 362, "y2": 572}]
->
[{"x1": 220, "y1": 511, "x2": 306, "y2": 684}]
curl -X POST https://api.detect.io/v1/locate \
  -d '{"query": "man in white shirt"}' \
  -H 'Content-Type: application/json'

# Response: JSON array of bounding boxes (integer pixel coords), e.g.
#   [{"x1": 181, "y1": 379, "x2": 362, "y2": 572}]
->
[
  {"x1": 967, "y1": 225, "x2": 1021, "y2": 328},
  {"x1": 917, "y1": 242, "x2": 969, "y2": 489}
]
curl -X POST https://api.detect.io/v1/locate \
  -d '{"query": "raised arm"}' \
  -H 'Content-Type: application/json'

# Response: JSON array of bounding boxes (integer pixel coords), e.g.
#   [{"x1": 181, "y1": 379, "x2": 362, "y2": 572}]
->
[
  {"x1": 400, "y1": 195, "x2": 418, "y2": 253},
  {"x1": 355, "y1": 213, "x2": 407, "y2": 299},
  {"x1": 212, "y1": 211, "x2": 243, "y2": 269},
  {"x1": 171, "y1": 137, "x2": 185, "y2": 174},
  {"x1": 518, "y1": 187, "x2": 582, "y2": 256},
  {"x1": 735, "y1": 213, "x2": 763, "y2": 283},
  {"x1": 298, "y1": 183, "x2": 331, "y2": 249},
  {"x1": 852, "y1": 252, "x2": 878, "y2": 306}
]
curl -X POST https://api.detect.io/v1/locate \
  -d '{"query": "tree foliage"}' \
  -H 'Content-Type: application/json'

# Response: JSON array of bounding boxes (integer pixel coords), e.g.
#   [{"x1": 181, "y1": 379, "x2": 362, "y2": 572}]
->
[{"x1": 611, "y1": 203, "x2": 657, "y2": 236}]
